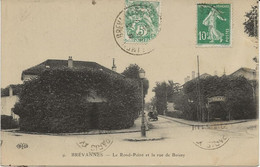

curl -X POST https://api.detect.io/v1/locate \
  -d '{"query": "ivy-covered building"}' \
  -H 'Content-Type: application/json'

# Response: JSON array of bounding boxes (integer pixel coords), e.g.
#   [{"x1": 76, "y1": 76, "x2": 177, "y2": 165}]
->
[
  {"x1": 20, "y1": 57, "x2": 121, "y2": 103},
  {"x1": 12, "y1": 57, "x2": 142, "y2": 133},
  {"x1": 21, "y1": 56, "x2": 120, "y2": 81}
]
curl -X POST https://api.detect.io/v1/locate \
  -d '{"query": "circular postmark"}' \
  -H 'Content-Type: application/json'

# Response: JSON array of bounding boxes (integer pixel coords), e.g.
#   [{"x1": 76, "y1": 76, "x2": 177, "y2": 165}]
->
[
  {"x1": 191, "y1": 123, "x2": 231, "y2": 150},
  {"x1": 193, "y1": 135, "x2": 229, "y2": 150},
  {"x1": 76, "y1": 137, "x2": 113, "y2": 153},
  {"x1": 113, "y1": 2, "x2": 161, "y2": 56}
]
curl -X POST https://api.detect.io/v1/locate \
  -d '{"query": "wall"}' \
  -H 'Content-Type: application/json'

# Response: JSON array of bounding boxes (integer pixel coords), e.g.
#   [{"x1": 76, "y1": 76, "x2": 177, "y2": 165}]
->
[
  {"x1": 232, "y1": 70, "x2": 256, "y2": 80},
  {"x1": 167, "y1": 102, "x2": 175, "y2": 112},
  {"x1": 23, "y1": 75, "x2": 38, "y2": 81},
  {"x1": 84, "y1": 90, "x2": 107, "y2": 103},
  {"x1": 1, "y1": 95, "x2": 19, "y2": 119}
]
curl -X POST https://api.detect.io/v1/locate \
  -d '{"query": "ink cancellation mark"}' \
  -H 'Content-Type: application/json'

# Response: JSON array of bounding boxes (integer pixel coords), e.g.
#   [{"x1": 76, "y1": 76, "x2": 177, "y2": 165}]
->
[
  {"x1": 124, "y1": 0, "x2": 160, "y2": 43},
  {"x1": 76, "y1": 138, "x2": 113, "y2": 153},
  {"x1": 193, "y1": 135, "x2": 229, "y2": 150},
  {"x1": 191, "y1": 124, "x2": 230, "y2": 150}
]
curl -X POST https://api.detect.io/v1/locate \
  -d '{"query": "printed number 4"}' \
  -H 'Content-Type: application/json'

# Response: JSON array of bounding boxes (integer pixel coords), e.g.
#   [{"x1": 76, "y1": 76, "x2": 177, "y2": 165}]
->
[{"x1": 199, "y1": 31, "x2": 207, "y2": 40}]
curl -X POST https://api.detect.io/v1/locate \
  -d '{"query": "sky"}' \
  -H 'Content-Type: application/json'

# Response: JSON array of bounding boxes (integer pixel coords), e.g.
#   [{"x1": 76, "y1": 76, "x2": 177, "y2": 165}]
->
[{"x1": 1, "y1": 0, "x2": 258, "y2": 101}]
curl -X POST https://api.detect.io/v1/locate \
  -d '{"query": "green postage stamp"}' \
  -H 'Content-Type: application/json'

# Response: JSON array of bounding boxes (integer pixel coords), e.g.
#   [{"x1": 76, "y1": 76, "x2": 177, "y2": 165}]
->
[
  {"x1": 124, "y1": 0, "x2": 160, "y2": 43},
  {"x1": 197, "y1": 4, "x2": 231, "y2": 46}
]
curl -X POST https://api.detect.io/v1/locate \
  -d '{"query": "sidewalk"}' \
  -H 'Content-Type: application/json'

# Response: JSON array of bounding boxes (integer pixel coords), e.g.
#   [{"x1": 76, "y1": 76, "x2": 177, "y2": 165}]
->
[
  {"x1": 3, "y1": 115, "x2": 150, "y2": 136},
  {"x1": 158, "y1": 115, "x2": 248, "y2": 126}
]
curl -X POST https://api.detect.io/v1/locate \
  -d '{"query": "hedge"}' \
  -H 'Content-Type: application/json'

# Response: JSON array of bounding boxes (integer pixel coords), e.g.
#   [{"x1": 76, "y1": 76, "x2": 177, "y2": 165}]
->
[
  {"x1": 1, "y1": 115, "x2": 18, "y2": 129},
  {"x1": 1, "y1": 84, "x2": 23, "y2": 97},
  {"x1": 13, "y1": 68, "x2": 142, "y2": 133}
]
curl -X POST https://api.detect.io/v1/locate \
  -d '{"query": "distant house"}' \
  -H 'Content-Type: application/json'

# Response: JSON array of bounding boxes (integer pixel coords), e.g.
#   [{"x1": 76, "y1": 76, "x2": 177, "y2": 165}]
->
[
  {"x1": 199, "y1": 73, "x2": 211, "y2": 79},
  {"x1": 167, "y1": 102, "x2": 175, "y2": 112},
  {"x1": 1, "y1": 85, "x2": 21, "y2": 119},
  {"x1": 184, "y1": 73, "x2": 211, "y2": 83},
  {"x1": 230, "y1": 67, "x2": 256, "y2": 80}
]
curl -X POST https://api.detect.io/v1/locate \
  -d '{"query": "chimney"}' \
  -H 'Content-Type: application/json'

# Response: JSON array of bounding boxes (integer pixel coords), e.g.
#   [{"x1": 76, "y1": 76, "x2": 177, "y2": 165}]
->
[
  {"x1": 187, "y1": 76, "x2": 190, "y2": 81},
  {"x1": 184, "y1": 77, "x2": 188, "y2": 83},
  {"x1": 68, "y1": 56, "x2": 73, "y2": 68},
  {"x1": 9, "y1": 86, "x2": 13, "y2": 96},
  {"x1": 192, "y1": 71, "x2": 195, "y2": 79},
  {"x1": 112, "y1": 58, "x2": 117, "y2": 72}
]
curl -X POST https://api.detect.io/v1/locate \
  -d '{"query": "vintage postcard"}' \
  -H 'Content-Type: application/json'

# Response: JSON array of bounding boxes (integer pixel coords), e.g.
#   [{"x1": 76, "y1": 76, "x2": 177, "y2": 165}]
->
[{"x1": 1, "y1": 0, "x2": 259, "y2": 166}]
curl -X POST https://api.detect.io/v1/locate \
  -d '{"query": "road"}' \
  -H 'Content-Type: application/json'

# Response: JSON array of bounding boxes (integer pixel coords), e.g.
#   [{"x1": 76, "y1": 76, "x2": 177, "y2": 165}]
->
[{"x1": 1, "y1": 116, "x2": 258, "y2": 166}]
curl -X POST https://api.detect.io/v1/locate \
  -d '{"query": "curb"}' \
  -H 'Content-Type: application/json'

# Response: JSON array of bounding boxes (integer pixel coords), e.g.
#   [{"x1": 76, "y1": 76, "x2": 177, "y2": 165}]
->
[
  {"x1": 124, "y1": 136, "x2": 165, "y2": 142},
  {"x1": 158, "y1": 115, "x2": 248, "y2": 126},
  {"x1": 2, "y1": 128, "x2": 148, "y2": 136},
  {"x1": 2, "y1": 117, "x2": 151, "y2": 136}
]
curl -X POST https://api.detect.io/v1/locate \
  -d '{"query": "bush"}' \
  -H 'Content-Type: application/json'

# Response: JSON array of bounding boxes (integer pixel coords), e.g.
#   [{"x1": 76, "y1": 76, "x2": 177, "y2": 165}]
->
[
  {"x1": 1, "y1": 115, "x2": 18, "y2": 129},
  {"x1": 13, "y1": 68, "x2": 142, "y2": 133}
]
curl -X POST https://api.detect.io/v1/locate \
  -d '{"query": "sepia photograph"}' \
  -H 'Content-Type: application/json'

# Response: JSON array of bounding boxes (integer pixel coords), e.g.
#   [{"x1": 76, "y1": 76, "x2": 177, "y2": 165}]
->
[{"x1": 0, "y1": 0, "x2": 259, "y2": 166}]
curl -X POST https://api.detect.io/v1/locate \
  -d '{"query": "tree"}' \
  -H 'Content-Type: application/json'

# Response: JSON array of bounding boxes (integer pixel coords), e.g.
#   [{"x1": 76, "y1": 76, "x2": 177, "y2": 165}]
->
[
  {"x1": 244, "y1": 4, "x2": 258, "y2": 37},
  {"x1": 152, "y1": 80, "x2": 182, "y2": 115},
  {"x1": 122, "y1": 64, "x2": 149, "y2": 96}
]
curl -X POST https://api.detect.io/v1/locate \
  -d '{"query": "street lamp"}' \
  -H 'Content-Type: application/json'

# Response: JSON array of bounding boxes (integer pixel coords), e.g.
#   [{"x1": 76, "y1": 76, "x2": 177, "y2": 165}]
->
[{"x1": 139, "y1": 68, "x2": 146, "y2": 137}]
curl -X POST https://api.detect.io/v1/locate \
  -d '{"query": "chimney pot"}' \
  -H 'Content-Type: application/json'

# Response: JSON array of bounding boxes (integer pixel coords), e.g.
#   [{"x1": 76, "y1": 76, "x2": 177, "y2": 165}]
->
[
  {"x1": 112, "y1": 58, "x2": 117, "y2": 72},
  {"x1": 68, "y1": 56, "x2": 73, "y2": 68},
  {"x1": 9, "y1": 86, "x2": 13, "y2": 96},
  {"x1": 192, "y1": 71, "x2": 195, "y2": 79}
]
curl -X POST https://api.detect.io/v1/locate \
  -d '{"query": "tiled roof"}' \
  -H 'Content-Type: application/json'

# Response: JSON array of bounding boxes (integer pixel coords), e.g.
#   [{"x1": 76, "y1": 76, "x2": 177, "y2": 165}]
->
[
  {"x1": 200, "y1": 73, "x2": 211, "y2": 79},
  {"x1": 230, "y1": 67, "x2": 256, "y2": 76},
  {"x1": 21, "y1": 59, "x2": 121, "y2": 80}
]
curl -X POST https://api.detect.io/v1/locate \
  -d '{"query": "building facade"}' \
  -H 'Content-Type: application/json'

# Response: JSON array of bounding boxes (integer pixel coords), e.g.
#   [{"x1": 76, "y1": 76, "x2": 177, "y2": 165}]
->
[{"x1": 1, "y1": 86, "x2": 19, "y2": 119}]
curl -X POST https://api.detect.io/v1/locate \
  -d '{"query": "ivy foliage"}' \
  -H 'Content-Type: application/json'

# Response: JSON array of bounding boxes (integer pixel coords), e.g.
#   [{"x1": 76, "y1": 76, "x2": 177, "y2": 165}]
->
[
  {"x1": 153, "y1": 76, "x2": 257, "y2": 121},
  {"x1": 1, "y1": 84, "x2": 23, "y2": 97},
  {"x1": 182, "y1": 76, "x2": 257, "y2": 120},
  {"x1": 13, "y1": 68, "x2": 142, "y2": 133},
  {"x1": 1, "y1": 115, "x2": 18, "y2": 129}
]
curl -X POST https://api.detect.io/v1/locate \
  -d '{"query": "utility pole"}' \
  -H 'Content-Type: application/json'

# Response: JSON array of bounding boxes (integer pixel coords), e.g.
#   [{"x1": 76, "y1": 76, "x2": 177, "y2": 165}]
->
[
  {"x1": 254, "y1": 12, "x2": 257, "y2": 38},
  {"x1": 139, "y1": 69, "x2": 146, "y2": 137},
  {"x1": 165, "y1": 84, "x2": 167, "y2": 116},
  {"x1": 197, "y1": 56, "x2": 202, "y2": 122}
]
